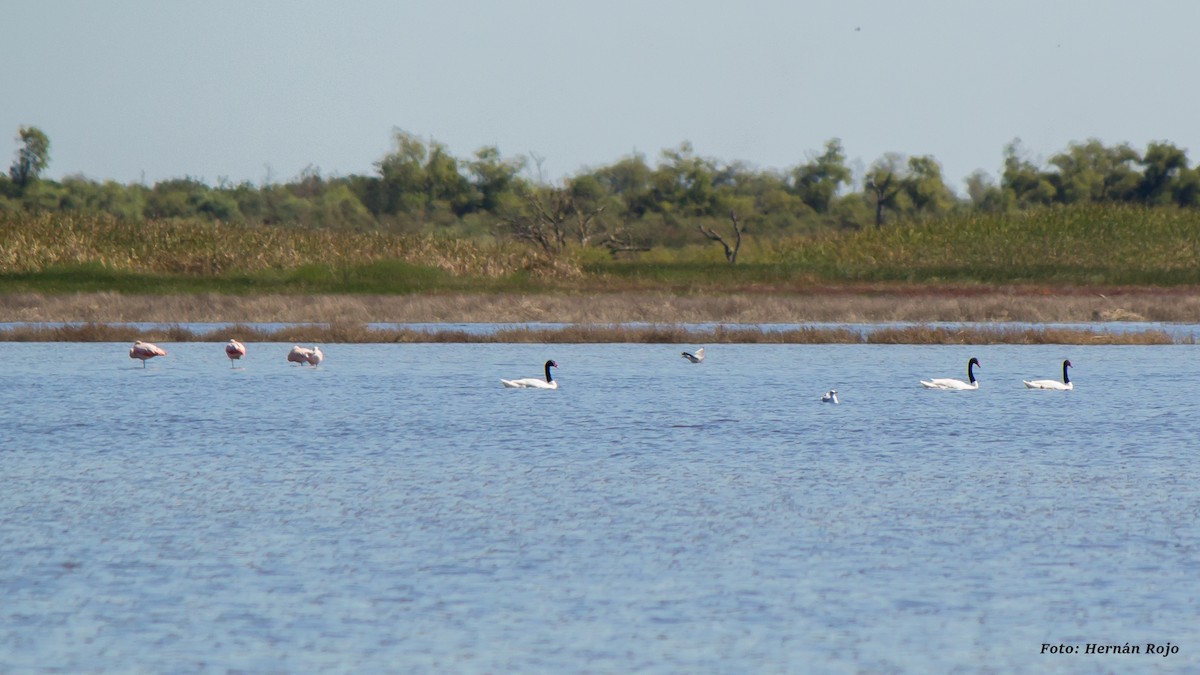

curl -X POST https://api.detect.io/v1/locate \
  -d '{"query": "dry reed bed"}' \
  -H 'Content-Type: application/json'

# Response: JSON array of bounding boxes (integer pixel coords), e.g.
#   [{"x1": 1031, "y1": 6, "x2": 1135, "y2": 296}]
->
[
  {"x1": 0, "y1": 213, "x2": 566, "y2": 277},
  {"x1": 0, "y1": 322, "x2": 1188, "y2": 345},
  {"x1": 4, "y1": 288, "x2": 1200, "y2": 324}
]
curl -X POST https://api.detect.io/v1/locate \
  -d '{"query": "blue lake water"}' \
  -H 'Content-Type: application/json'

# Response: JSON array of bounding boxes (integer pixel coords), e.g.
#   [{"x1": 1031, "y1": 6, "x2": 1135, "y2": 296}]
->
[{"x1": 2, "y1": 340, "x2": 1198, "y2": 672}]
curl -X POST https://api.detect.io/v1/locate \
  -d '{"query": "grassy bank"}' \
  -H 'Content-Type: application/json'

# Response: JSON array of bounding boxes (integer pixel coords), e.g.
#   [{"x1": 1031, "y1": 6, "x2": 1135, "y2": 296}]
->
[
  {"x1": 0, "y1": 322, "x2": 1187, "y2": 345},
  {"x1": 4, "y1": 287, "x2": 1200, "y2": 324},
  {"x1": 4, "y1": 205, "x2": 1200, "y2": 294}
]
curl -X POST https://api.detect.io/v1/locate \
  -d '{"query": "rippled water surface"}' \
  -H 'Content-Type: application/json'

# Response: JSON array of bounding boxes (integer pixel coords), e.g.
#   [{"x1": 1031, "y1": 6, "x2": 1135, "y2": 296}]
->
[{"x1": 2, "y1": 341, "x2": 1199, "y2": 672}]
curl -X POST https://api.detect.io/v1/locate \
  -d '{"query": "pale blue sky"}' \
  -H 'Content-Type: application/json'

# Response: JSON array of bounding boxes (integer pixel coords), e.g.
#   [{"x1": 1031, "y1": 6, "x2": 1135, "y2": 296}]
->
[{"x1": 6, "y1": 1, "x2": 1197, "y2": 193}]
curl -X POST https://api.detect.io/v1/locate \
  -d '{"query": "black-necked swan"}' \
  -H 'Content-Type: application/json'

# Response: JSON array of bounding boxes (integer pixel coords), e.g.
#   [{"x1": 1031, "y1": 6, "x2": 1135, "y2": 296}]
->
[
  {"x1": 681, "y1": 347, "x2": 705, "y2": 363},
  {"x1": 921, "y1": 357, "x2": 980, "y2": 390},
  {"x1": 821, "y1": 390, "x2": 839, "y2": 404},
  {"x1": 501, "y1": 360, "x2": 559, "y2": 389},
  {"x1": 1024, "y1": 359, "x2": 1073, "y2": 390}
]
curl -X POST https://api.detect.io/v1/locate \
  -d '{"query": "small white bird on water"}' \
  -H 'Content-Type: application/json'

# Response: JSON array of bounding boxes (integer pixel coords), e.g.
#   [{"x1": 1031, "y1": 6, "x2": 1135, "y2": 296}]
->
[
  {"x1": 821, "y1": 390, "x2": 839, "y2": 404},
  {"x1": 681, "y1": 347, "x2": 705, "y2": 363}
]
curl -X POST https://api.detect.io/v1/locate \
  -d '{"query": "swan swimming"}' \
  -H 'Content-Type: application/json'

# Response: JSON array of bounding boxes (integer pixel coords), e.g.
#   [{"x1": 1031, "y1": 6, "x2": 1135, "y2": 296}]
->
[
  {"x1": 1024, "y1": 359, "x2": 1073, "y2": 390},
  {"x1": 821, "y1": 390, "x2": 839, "y2": 404},
  {"x1": 681, "y1": 347, "x2": 705, "y2": 363},
  {"x1": 921, "y1": 357, "x2": 980, "y2": 390},
  {"x1": 501, "y1": 360, "x2": 559, "y2": 389}
]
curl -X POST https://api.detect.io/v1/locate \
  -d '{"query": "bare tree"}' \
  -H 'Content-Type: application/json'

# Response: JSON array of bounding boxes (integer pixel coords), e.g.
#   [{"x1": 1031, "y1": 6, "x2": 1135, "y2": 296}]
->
[
  {"x1": 698, "y1": 211, "x2": 745, "y2": 264},
  {"x1": 599, "y1": 229, "x2": 651, "y2": 257},
  {"x1": 502, "y1": 187, "x2": 605, "y2": 254}
]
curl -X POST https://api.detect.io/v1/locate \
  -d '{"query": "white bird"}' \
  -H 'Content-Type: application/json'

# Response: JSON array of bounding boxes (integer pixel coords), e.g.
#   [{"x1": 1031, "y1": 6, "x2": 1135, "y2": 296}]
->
[
  {"x1": 921, "y1": 357, "x2": 981, "y2": 390},
  {"x1": 1024, "y1": 359, "x2": 1073, "y2": 390},
  {"x1": 129, "y1": 340, "x2": 167, "y2": 367},
  {"x1": 821, "y1": 390, "x2": 839, "y2": 404},
  {"x1": 305, "y1": 345, "x2": 323, "y2": 367},
  {"x1": 225, "y1": 339, "x2": 246, "y2": 367},
  {"x1": 287, "y1": 345, "x2": 313, "y2": 365},
  {"x1": 681, "y1": 347, "x2": 705, "y2": 363},
  {"x1": 501, "y1": 360, "x2": 559, "y2": 389}
]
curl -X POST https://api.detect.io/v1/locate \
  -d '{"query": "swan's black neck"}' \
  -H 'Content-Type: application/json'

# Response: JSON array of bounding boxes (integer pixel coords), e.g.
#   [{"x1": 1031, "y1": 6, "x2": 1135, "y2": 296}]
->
[
  {"x1": 1062, "y1": 360, "x2": 1071, "y2": 384},
  {"x1": 967, "y1": 360, "x2": 977, "y2": 384},
  {"x1": 544, "y1": 361, "x2": 555, "y2": 383}
]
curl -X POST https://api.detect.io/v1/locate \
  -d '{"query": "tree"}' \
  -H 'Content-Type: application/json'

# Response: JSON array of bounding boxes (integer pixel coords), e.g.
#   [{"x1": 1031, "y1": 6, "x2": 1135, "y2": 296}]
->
[
  {"x1": 791, "y1": 138, "x2": 852, "y2": 213},
  {"x1": 590, "y1": 152, "x2": 655, "y2": 218},
  {"x1": 375, "y1": 129, "x2": 430, "y2": 214},
  {"x1": 964, "y1": 170, "x2": 1004, "y2": 210},
  {"x1": 10, "y1": 126, "x2": 50, "y2": 188},
  {"x1": 864, "y1": 154, "x2": 907, "y2": 227},
  {"x1": 698, "y1": 211, "x2": 745, "y2": 263},
  {"x1": 501, "y1": 184, "x2": 605, "y2": 254},
  {"x1": 468, "y1": 146, "x2": 526, "y2": 212},
  {"x1": 1047, "y1": 139, "x2": 1140, "y2": 204},
  {"x1": 901, "y1": 155, "x2": 955, "y2": 214},
  {"x1": 653, "y1": 142, "x2": 718, "y2": 216},
  {"x1": 1001, "y1": 139, "x2": 1056, "y2": 206},
  {"x1": 1137, "y1": 141, "x2": 1189, "y2": 205}
]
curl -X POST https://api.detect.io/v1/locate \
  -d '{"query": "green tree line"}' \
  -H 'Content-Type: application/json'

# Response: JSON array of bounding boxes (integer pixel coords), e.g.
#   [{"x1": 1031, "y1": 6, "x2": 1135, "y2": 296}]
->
[{"x1": 5, "y1": 127, "x2": 1200, "y2": 252}]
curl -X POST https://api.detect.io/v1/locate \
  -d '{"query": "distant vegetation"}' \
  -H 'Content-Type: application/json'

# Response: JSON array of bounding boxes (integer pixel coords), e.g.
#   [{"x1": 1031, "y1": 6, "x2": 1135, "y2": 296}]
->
[
  {"x1": 5, "y1": 127, "x2": 1200, "y2": 243},
  {"x1": 4, "y1": 126, "x2": 1200, "y2": 292},
  {"x1": 0, "y1": 321, "x2": 1185, "y2": 346},
  {"x1": 3, "y1": 204, "x2": 1200, "y2": 293}
]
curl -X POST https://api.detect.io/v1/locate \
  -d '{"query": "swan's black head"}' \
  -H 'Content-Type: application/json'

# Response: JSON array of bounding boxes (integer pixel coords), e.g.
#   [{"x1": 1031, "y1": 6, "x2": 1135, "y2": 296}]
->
[
  {"x1": 545, "y1": 360, "x2": 559, "y2": 369},
  {"x1": 968, "y1": 357, "x2": 981, "y2": 368},
  {"x1": 1063, "y1": 359, "x2": 1072, "y2": 369}
]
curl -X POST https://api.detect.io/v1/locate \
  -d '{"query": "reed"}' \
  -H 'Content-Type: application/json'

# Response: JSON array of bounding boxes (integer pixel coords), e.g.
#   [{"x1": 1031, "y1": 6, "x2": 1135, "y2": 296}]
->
[
  {"x1": 0, "y1": 212, "x2": 573, "y2": 286},
  {"x1": 0, "y1": 323, "x2": 1187, "y2": 344},
  {"x1": 7, "y1": 205, "x2": 1200, "y2": 293}
]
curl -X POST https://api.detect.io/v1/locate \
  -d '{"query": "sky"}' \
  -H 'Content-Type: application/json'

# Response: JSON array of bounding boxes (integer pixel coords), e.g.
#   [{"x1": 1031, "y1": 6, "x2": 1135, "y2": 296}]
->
[{"x1": 6, "y1": 1, "x2": 1199, "y2": 194}]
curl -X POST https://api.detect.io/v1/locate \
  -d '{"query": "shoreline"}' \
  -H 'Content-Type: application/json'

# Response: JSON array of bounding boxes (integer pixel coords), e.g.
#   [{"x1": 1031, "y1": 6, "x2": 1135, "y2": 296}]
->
[
  {"x1": 3, "y1": 287, "x2": 1200, "y2": 324},
  {"x1": 0, "y1": 289, "x2": 1196, "y2": 344}
]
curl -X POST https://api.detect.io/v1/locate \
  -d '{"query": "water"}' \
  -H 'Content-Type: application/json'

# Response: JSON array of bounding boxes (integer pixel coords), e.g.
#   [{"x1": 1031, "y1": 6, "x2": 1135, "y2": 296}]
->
[{"x1": 2, "y1": 341, "x2": 1198, "y2": 672}]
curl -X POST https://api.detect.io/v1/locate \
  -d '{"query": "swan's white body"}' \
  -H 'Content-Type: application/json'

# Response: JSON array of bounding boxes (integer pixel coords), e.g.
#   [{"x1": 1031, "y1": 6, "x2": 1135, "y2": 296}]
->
[
  {"x1": 821, "y1": 390, "x2": 839, "y2": 404},
  {"x1": 681, "y1": 347, "x2": 705, "y2": 363},
  {"x1": 130, "y1": 340, "x2": 167, "y2": 367},
  {"x1": 921, "y1": 357, "x2": 980, "y2": 390},
  {"x1": 1024, "y1": 359, "x2": 1072, "y2": 390},
  {"x1": 225, "y1": 339, "x2": 246, "y2": 366},
  {"x1": 502, "y1": 360, "x2": 558, "y2": 389}
]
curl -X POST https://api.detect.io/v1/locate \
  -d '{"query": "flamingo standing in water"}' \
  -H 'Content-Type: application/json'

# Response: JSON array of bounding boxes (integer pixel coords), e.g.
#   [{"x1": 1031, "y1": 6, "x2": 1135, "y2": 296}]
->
[
  {"x1": 225, "y1": 339, "x2": 246, "y2": 367},
  {"x1": 287, "y1": 345, "x2": 313, "y2": 365},
  {"x1": 129, "y1": 340, "x2": 167, "y2": 368},
  {"x1": 305, "y1": 345, "x2": 323, "y2": 367}
]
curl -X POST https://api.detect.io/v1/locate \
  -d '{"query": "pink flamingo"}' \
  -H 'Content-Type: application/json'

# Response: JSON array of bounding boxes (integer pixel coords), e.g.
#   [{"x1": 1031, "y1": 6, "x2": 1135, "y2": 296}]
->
[
  {"x1": 305, "y1": 345, "x2": 323, "y2": 367},
  {"x1": 129, "y1": 340, "x2": 167, "y2": 368},
  {"x1": 225, "y1": 339, "x2": 246, "y2": 367},
  {"x1": 287, "y1": 345, "x2": 313, "y2": 365}
]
